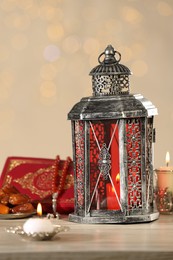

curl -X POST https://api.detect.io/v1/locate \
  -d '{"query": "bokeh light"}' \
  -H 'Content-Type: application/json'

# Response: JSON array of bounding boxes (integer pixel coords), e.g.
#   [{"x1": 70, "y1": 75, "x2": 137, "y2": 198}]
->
[
  {"x1": 40, "y1": 80, "x2": 57, "y2": 98},
  {"x1": 47, "y1": 23, "x2": 64, "y2": 41},
  {"x1": 157, "y1": 1, "x2": 173, "y2": 16},
  {"x1": 5, "y1": 13, "x2": 31, "y2": 30},
  {"x1": 62, "y1": 35, "x2": 80, "y2": 54},
  {"x1": 43, "y1": 44, "x2": 61, "y2": 62},
  {"x1": 40, "y1": 64, "x2": 57, "y2": 80},
  {"x1": 122, "y1": 6, "x2": 143, "y2": 24}
]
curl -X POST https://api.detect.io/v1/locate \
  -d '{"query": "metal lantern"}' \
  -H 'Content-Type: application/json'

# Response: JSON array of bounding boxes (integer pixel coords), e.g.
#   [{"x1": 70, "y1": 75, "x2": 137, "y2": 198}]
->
[{"x1": 68, "y1": 45, "x2": 159, "y2": 223}]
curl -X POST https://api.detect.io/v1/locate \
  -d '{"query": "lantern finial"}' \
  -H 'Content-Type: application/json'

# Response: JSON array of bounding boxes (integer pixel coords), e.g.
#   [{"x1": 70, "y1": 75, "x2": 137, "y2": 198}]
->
[{"x1": 98, "y1": 45, "x2": 121, "y2": 64}]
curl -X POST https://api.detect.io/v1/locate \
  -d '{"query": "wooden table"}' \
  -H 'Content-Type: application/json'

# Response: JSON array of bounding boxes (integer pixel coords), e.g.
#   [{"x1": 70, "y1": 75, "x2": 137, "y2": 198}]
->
[{"x1": 0, "y1": 214, "x2": 173, "y2": 260}]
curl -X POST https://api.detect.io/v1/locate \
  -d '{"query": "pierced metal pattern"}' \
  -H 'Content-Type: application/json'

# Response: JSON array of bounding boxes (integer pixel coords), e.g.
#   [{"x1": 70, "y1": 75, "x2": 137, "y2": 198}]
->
[
  {"x1": 126, "y1": 118, "x2": 142, "y2": 210},
  {"x1": 75, "y1": 120, "x2": 85, "y2": 209},
  {"x1": 92, "y1": 75, "x2": 129, "y2": 96},
  {"x1": 146, "y1": 117, "x2": 154, "y2": 207},
  {"x1": 98, "y1": 143, "x2": 111, "y2": 180}
]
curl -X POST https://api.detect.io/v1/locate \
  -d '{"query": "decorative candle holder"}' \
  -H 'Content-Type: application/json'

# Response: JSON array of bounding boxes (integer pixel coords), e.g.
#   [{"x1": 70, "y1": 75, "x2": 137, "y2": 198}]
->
[{"x1": 155, "y1": 169, "x2": 173, "y2": 214}]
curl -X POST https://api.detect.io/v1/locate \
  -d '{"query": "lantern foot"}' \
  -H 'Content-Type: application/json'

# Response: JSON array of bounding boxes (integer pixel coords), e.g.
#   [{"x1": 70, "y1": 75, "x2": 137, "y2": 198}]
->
[{"x1": 68, "y1": 212, "x2": 159, "y2": 224}]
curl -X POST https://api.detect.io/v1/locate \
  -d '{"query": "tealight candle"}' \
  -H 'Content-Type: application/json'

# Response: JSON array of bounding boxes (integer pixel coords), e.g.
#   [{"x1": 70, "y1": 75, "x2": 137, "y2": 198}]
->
[
  {"x1": 23, "y1": 203, "x2": 54, "y2": 234},
  {"x1": 155, "y1": 152, "x2": 173, "y2": 213}
]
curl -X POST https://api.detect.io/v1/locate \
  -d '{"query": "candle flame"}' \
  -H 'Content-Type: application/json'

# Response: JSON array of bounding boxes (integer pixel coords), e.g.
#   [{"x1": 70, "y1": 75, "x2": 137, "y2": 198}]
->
[
  {"x1": 166, "y1": 152, "x2": 170, "y2": 167},
  {"x1": 116, "y1": 173, "x2": 120, "y2": 183},
  {"x1": 37, "y1": 203, "x2": 42, "y2": 217}
]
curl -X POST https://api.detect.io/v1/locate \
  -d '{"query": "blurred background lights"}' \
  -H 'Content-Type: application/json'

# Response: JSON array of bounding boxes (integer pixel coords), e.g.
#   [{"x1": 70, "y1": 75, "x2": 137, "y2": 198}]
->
[
  {"x1": 47, "y1": 23, "x2": 64, "y2": 41},
  {"x1": 5, "y1": 13, "x2": 31, "y2": 30},
  {"x1": 157, "y1": 1, "x2": 173, "y2": 16},
  {"x1": 40, "y1": 64, "x2": 57, "y2": 80},
  {"x1": 62, "y1": 35, "x2": 80, "y2": 54},
  {"x1": 122, "y1": 6, "x2": 143, "y2": 24},
  {"x1": 43, "y1": 44, "x2": 61, "y2": 62},
  {"x1": 40, "y1": 80, "x2": 57, "y2": 98}
]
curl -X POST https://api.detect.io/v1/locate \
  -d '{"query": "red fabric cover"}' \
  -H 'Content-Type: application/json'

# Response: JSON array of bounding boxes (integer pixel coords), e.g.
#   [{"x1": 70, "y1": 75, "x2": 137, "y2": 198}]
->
[{"x1": 0, "y1": 156, "x2": 74, "y2": 214}]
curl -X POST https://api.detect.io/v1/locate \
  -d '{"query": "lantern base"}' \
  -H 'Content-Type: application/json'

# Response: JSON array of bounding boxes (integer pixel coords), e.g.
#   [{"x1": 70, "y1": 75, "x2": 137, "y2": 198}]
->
[{"x1": 68, "y1": 212, "x2": 159, "y2": 224}]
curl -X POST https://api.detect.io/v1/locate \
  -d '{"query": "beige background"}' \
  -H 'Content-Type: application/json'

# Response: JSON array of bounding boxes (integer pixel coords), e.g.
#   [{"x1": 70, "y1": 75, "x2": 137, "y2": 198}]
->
[{"x1": 0, "y1": 0, "x2": 173, "y2": 173}]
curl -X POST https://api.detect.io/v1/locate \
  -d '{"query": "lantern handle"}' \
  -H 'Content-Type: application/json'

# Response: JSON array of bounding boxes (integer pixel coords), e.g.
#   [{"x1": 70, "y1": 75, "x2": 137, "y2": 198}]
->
[{"x1": 98, "y1": 45, "x2": 121, "y2": 64}]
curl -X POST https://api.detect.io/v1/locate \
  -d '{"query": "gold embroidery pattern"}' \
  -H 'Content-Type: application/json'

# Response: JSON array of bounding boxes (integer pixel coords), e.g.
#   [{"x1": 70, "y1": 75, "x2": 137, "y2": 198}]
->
[
  {"x1": 14, "y1": 166, "x2": 54, "y2": 198},
  {"x1": 7, "y1": 160, "x2": 26, "y2": 174}
]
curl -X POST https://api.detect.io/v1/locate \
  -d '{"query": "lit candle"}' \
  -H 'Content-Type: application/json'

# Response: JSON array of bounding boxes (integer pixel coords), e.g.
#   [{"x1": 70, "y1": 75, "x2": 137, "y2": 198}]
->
[
  {"x1": 106, "y1": 173, "x2": 120, "y2": 210},
  {"x1": 23, "y1": 203, "x2": 54, "y2": 234},
  {"x1": 155, "y1": 152, "x2": 173, "y2": 213}
]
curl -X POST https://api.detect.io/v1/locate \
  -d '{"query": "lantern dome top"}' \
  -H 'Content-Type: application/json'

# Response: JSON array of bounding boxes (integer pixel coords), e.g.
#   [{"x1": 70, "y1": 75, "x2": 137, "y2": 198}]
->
[
  {"x1": 89, "y1": 45, "x2": 131, "y2": 76},
  {"x1": 89, "y1": 45, "x2": 131, "y2": 96}
]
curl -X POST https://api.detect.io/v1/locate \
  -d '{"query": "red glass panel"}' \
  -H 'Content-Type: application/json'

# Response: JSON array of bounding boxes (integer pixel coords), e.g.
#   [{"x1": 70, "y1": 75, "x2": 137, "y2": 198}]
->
[
  {"x1": 107, "y1": 124, "x2": 120, "y2": 210},
  {"x1": 89, "y1": 120, "x2": 120, "y2": 211}
]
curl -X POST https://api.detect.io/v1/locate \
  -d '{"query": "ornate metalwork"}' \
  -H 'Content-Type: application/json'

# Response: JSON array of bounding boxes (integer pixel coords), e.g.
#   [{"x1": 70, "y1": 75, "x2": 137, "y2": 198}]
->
[
  {"x1": 92, "y1": 75, "x2": 129, "y2": 96},
  {"x1": 126, "y1": 118, "x2": 142, "y2": 210},
  {"x1": 74, "y1": 120, "x2": 85, "y2": 209},
  {"x1": 98, "y1": 143, "x2": 111, "y2": 180},
  {"x1": 156, "y1": 187, "x2": 173, "y2": 213},
  {"x1": 146, "y1": 117, "x2": 154, "y2": 208}
]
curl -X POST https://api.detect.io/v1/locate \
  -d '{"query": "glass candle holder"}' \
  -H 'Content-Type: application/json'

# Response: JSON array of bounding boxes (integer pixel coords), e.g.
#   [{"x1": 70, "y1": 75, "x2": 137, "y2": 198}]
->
[{"x1": 155, "y1": 167, "x2": 173, "y2": 214}]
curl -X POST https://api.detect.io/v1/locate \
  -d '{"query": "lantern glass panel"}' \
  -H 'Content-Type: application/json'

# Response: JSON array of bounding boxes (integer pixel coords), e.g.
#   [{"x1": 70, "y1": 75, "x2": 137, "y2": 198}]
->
[{"x1": 89, "y1": 119, "x2": 120, "y2": 211}]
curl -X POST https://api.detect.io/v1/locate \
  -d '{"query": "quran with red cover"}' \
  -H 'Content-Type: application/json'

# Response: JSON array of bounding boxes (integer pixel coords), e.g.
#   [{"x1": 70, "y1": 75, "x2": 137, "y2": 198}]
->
[{"x1": 0, "y1": 156, "x2": 74, "y2": 214}]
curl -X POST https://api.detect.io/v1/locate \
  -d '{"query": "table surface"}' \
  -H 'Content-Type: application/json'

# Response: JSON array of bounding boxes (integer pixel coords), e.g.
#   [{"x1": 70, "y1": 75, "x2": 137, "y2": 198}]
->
[{"x1": 0, "y1": 214, "x2": 173, "y2": 260}]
